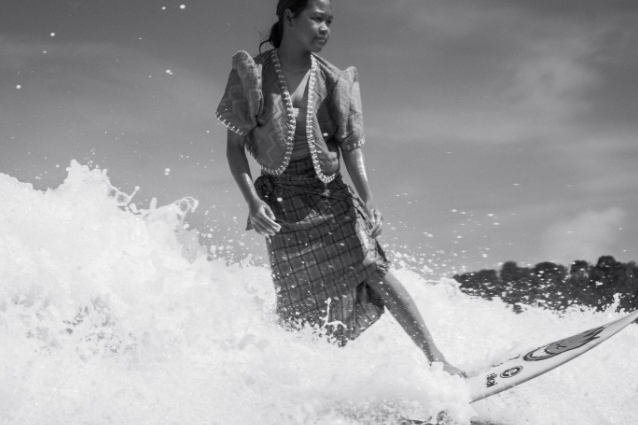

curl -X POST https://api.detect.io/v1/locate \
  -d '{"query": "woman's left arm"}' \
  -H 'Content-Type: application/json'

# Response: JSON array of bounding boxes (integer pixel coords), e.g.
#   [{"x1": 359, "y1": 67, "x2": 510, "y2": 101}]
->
[{"x1": 342, "y1": 147, "x2": 383, "y2": 238}]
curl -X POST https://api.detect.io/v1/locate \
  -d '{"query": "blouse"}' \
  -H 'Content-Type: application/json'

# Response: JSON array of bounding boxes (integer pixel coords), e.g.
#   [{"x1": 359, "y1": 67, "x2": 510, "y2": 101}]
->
[
  {"x1": 216, "y1": 49, "x2": 366, "y2": 183},
  {"x1": 291, "y1": 107, "x2": 310, "y2": 160}
]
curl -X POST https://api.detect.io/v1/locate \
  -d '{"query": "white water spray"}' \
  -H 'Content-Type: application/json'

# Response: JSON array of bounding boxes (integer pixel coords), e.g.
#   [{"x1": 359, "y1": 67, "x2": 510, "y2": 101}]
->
[{"x1": 1, "y1": 162, "x2": 636, "y2": 425}]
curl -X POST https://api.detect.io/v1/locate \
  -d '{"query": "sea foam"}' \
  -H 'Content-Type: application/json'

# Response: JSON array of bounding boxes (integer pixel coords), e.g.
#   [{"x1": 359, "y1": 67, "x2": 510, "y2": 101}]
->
[{"x1": 1, "y1": 162, "x2": 636, "y2": 425}]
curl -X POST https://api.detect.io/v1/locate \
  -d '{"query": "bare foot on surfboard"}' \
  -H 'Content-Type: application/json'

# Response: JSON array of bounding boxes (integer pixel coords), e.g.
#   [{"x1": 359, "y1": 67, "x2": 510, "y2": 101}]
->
[{"x1": 442, "y1": 362, "x2": 466, "y2": 377}]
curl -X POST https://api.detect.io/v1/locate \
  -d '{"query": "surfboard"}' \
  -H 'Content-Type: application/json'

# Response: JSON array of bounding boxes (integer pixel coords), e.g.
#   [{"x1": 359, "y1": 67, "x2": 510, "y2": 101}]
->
[
  {"x1": 466, "y1": 309, "x2": 638, "y2": 402},
  {"x1": 399, "y1": 419, "x2": 500, "y2": 425},
  {"x1": 399, "y1": 416, "x2": 501, "y2": 425}
]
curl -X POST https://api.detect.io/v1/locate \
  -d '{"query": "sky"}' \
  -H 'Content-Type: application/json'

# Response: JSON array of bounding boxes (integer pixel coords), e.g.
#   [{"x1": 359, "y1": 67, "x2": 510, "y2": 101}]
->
[{"x1": 1, "y1": 0, "x2": 638, "y2": 275}]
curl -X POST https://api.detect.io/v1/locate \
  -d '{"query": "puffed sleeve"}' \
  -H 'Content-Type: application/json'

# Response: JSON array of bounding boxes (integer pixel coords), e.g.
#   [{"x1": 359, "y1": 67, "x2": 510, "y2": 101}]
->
[
  {"x1": 215, "y1": 51, "x2": 263, "y2": 136},
  {"x1": 334, "y1": 66, "x2": 365, "y2": 151}
]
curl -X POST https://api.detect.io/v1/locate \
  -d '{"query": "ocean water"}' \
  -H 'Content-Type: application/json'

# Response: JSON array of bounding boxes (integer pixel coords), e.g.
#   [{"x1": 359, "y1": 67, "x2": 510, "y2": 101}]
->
[{"x1": 1, "y1": 162, "x2": 637, "y2": 425}]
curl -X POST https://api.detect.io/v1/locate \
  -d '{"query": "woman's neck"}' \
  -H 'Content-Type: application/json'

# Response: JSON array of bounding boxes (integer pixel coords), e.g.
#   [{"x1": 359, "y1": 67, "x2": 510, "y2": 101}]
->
[{"x1": 277, "y1": 40, "x2": 312, "y2": 74}]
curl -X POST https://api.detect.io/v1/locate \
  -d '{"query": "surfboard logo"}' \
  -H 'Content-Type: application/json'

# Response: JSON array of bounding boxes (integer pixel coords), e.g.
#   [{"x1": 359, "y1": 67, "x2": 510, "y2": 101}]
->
[
  {"x1": 500, "y1": 366, "x2": 523, "y2": 378},
  {"x1": 486, "y1": 373, "x2": 498, "y2": 388},
  {"x1": 523, "y1": 326, "x2": 604, "y2": 361}
]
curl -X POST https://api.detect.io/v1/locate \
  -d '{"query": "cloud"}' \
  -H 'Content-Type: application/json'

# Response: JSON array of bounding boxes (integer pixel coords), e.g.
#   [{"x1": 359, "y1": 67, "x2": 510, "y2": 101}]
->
[
  {"x1": 540, "y1": 208, "x2": 626, "y2": 264},
  {"x1": 355, "y1": 1, "x2": 638, "y2": 150},
  {"x1": 505, "y1": 37, "x2": 598, "y2": 117},
  {"x1": 542, "y1": 130, "x2": 638, "y2": 198}
]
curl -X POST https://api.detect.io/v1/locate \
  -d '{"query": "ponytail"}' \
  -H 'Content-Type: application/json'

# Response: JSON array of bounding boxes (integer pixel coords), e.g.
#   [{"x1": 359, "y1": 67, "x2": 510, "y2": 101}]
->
[
  {"x1": 259, "y1": 0, "x2": 310, "y2": 52},
  {"x1": 259, "y1": 21, "x2": 283, "y2": 52}
]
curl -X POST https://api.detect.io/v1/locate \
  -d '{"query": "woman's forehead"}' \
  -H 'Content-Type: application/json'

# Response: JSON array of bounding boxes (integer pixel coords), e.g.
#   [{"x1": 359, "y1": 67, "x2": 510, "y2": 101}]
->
[{"x1": 306, "y1": 0, "x2": 332, "y2": 14}]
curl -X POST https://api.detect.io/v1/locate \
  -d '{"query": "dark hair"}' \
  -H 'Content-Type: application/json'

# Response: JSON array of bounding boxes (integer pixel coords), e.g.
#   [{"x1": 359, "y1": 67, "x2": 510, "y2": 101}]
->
[{"x1": 259, "y1": 0, "x2": 311, "y2": 52}]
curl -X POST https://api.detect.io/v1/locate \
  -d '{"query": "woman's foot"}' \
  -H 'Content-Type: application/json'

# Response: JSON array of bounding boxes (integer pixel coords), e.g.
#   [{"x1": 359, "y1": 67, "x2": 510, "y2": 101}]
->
[{"x1": 441, "y1": 362, "x2": 467, "y2": 377}]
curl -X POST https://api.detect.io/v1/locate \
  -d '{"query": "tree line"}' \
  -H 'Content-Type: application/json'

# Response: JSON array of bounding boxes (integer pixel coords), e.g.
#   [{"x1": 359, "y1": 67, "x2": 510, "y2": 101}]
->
[{"x1": 453, "y1": 256, "x2": 638, "y2": 313}]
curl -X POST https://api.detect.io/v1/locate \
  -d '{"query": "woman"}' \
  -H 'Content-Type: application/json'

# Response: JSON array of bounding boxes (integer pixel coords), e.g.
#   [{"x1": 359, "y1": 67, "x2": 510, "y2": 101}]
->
[{"x1": 217, "y1": 0, "x2": 463, "y2": 376}]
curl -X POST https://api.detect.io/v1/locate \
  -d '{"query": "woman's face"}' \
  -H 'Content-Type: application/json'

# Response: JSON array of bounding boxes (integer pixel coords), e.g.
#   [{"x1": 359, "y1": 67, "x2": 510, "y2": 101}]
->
[{"x1": 287, "y1": 0, "x2": 333, "y2": 53}]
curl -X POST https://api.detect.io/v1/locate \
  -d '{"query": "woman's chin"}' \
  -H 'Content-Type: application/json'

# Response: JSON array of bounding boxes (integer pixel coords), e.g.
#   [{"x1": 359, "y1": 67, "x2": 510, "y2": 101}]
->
[{"x1": 311, "y1": 44, "x2": 326, "y2": 53}]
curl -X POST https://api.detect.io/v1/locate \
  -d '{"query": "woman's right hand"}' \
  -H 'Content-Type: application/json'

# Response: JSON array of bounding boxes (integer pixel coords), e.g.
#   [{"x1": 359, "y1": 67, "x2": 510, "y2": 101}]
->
[
  {"x1": 248, "y1": 199, "x2": 281, "y2": 236},
  {"x1": 365, "y1": 204, "x2": 383, "y2": 239}
]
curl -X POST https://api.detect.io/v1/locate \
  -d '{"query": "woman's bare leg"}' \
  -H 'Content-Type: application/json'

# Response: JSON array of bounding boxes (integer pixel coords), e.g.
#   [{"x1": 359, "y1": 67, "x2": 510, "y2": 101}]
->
[{"x1": 368, "y1": 271, "x2": 464, "y2": 376}]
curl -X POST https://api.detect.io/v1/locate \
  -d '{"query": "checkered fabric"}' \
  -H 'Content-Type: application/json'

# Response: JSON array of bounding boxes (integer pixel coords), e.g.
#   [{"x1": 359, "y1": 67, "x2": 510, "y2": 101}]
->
[{"x1": 253, "y1": 157, "x2": 389, "y2": 345}]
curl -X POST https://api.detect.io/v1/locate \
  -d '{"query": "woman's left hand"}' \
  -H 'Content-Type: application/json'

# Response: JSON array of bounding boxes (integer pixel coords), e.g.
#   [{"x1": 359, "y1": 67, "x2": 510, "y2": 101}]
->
[{"x1": 366, "y1": 204, "x2": 383, "y2": 239}]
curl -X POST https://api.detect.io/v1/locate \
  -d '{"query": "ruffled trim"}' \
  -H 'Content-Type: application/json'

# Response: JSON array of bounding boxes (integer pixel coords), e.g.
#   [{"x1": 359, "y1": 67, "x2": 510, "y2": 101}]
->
[
  {"x1": 215, "y1": 110, "x2": 248, "y2": 136},
  {"x1": 306, "y1": 54, "x2": 336, "y2": 184},
  {"x1": 340, "y1": 137, "x2": 365, "y2": 152},
  {"x1": 270, "y1": 51, "x2": 337, "y2": 183},
  {"x1": 267, "y1": 49, "x2": 296, "y2": 176}
]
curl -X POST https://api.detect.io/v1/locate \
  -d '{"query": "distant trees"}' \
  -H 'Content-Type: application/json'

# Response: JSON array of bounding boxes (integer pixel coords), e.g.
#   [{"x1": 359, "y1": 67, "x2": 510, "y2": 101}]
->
[{"x1": 453, "y1": 256, "x2": 638, "y2": 312}]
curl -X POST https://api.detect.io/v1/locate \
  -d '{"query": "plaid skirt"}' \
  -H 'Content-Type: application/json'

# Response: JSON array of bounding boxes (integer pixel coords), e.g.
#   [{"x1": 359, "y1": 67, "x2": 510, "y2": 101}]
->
[{"x1": 252, "y1": 156, "x2": 390, "y2": 345}]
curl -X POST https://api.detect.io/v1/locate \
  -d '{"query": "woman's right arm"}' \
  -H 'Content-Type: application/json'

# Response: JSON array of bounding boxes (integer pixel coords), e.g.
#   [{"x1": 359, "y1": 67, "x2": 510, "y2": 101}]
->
[{"x1": 226, "y1": 129, "x2": 281, "y2": 236}]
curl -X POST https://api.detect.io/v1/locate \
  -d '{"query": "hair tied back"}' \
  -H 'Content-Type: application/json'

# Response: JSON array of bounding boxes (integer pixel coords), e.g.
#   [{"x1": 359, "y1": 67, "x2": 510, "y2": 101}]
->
[{"x1": 259, "y1": 0, "x2": 310, "y2": 52}]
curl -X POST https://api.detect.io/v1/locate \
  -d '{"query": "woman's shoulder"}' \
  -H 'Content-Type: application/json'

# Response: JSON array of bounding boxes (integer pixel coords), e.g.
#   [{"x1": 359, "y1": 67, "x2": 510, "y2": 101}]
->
[
  {"x1": 313, "y1": 54, "x2": 359, "y2": 84},
  {"x1": 230, "y1": 49, "x2": 272, "y2": 68}
]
